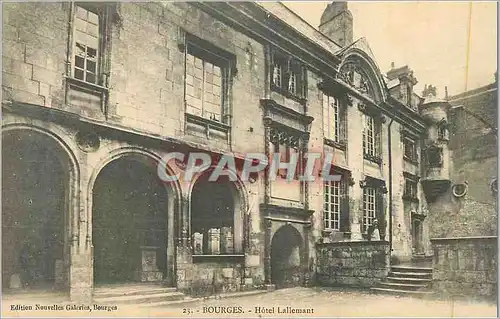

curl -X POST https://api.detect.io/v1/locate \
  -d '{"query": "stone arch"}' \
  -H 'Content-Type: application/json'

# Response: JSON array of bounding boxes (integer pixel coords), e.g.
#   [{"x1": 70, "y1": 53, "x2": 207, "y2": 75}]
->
[
  {"x1": 270, "y1": 224, "x2": 304, "y2": 289},
  {"x1": 2, "y1": 124, "x2": 80, "y2": 290},
  {"x1": 187, "y1": 166, "x2": 249, "y2": 255},
  {"x1": 88, "y1": 147, "x2": 181, "y2": 285},
  {"x1": 339, "y1": 48, "x2": 388, "y2": 103}
]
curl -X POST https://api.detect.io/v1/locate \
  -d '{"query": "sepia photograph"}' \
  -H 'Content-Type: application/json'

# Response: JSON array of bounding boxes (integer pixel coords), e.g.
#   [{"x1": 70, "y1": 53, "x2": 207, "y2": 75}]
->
[{"x1": 1, "y1": 0, "x2": 498, "y2": 317}]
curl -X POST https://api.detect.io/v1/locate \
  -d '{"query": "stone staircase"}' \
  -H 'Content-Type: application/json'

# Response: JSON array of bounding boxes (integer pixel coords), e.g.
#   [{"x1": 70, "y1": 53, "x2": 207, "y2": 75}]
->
[
  {"x1": 93, "y1": 284, "x2": 188, "y2": 307},
  {"x1": 371, "y1": 265, "x2": 434, "y2": 297}
]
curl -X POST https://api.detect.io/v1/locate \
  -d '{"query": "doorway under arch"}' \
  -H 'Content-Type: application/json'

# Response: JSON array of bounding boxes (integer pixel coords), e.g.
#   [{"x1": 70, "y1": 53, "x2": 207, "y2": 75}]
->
[
  {"x1": 270, "y1": 224, "x2": 304, "y2": 289},
  {"x1": 92, "y1": 156, "x2": 170, "y2": 284},
  {"x1": 2, "y1": 129, "x2": 71, "y2": 290}
]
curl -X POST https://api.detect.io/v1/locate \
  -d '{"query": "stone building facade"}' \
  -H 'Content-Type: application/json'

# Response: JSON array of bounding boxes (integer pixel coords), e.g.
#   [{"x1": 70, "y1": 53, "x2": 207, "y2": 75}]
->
[
  {"x1": 2, "y1": 1, "x2": 492, "y2": 301},
  {"x1": 425, "y1": 79, "x2": 498, "y2": 299}
]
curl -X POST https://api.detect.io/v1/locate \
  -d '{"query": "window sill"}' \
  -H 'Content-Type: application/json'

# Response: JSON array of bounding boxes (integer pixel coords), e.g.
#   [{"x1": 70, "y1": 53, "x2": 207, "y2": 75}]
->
[
  {"x1": 185, "y1": 112, "x2": 231, "y2": 133},
  {"x1": 271, "y1": 84, "x2": 307, "y2": 105},
  {"x1": 322, "y1": 230, "x2": 351, "y2": 240},
  {"x1": 192, "y1": 254, "x2": 245, "y2": 263},
  {"x1": 324, "y1": 138, "x2": 347, "y2": 151},
  {"x1": 364, "y1": 153, "x2": 382, "y2": 165},
  {"x1": 65, "y1": 76, "x2": 109, "y2": 94}
]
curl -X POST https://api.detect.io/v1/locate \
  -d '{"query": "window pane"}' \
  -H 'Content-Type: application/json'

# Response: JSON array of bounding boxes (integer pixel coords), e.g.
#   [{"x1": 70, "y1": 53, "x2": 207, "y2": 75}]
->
[
  {"x1": 87, "y1": 22, "x2": 99, "y2": 37},
  {"x1": 76, "y1": 6, "x2": 88, "y2": 20},
  {"x1": 75, "y1": 42, "x2": 86, "y2": 57},
  {"x1": 75, "y1": 55, "x2": 85, "y2": 69},
  {"x1": 86, "y1": 72, "x2": 96, "y2": 84},
  {"x1": 87, "y1": 47, "x2": 97, "y2": 60},
  {"x1": 75, "y1": 30, "x2": 88, "y2": 44},
  {"x1": 194, "y1": 57, "x2": 203, "y2": 69},
  {"x1": 75, "y1": 69, "x2": 84, "y2": 80},
  {"x1": 87, "y1": 11, "x2": 99, "y2": 24},
  {"x1": 214, "y1": 65, "x2": 221, "y2": 76},
  {"x1": 86, "y1": 35, "x2": 99, "y2": 51},
  {"x1": 75, "y1": 18, "x2": 87, "y2": 32},
  {"x1": 87, "y1": 60, "x2": 96, "y2": 73},
  {"x1": 186, "y1": 74, "x2": 194, "y2": 86}
]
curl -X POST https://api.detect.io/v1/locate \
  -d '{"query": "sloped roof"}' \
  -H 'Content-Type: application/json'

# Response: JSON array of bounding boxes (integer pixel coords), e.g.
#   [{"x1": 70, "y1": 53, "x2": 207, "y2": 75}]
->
[{"x1": 256, "y1": 2, "x2": 342, "y2": 53}]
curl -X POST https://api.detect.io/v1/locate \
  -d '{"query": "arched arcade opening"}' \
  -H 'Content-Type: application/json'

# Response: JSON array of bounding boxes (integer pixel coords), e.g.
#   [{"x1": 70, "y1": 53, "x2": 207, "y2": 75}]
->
[
  {"x1": 2, "y1": 129, "x2": 73, "y2": 291},
  {"x1": 91, "y1": 155, "x2": 173, "y2": 285}
]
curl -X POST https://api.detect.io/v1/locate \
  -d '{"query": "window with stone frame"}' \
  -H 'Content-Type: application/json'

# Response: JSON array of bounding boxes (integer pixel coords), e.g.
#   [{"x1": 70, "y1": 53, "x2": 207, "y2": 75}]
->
[
  {"x1": 403, "y1": 135, "x2": 418, "y2": 163},
  {"x1": 270, "y1": 50, "x2": 307, "y2": 102},
  {"x1": 323, "y1": 168, "x2": 349, "y2": 232},
  {"x1": 362, "y1": 186, "x2": 376, "y2": 234},
  {"x1": 361, "y1": 178, "x2": 386, "y2": 237},
  {"x1": 72, "y1": 3, "x2": 109, "y2": 85},
  {"x1": 185, "y1": 35, "x2": 234, "y2": 124},
  {"x1": 67, "y1": 2, "x2": 115, "y2": 117},
  {"x1": 362, "y1": 112, "x2": 382, "y2": 163},
  {"x1": 403, "y1": 175, "x2": 419, "y2": 202},
  {"x1": 323, "y1": 93, "x2": 347, "y2": 148},
  {"x1": 270, "y1": 127, "x2": 301, "y2": 180}
]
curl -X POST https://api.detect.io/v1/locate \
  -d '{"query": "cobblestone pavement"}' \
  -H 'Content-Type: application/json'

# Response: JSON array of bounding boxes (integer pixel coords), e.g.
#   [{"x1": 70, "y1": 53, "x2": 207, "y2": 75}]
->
[{"x1": 3, "y1": 287, "x2": 497, "y2": 318}]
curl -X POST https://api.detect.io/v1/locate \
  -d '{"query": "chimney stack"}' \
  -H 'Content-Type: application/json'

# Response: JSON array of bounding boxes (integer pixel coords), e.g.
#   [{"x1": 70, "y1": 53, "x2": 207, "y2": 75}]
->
[{"x1": 319, "y1": 1, "x2": 353, "y2": 47}]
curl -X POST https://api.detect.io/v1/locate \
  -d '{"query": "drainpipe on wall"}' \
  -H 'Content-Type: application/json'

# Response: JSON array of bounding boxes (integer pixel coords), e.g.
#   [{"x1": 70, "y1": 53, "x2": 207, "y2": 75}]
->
[{"x1": 387, "y1": 114, "x2": 396, "y2": 263}]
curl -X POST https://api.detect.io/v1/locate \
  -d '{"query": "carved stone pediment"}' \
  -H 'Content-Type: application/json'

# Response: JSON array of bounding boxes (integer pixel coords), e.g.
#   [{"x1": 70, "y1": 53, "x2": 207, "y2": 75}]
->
[{"x1": 260, "y1": 98, "x2": 314, "y2": 134}]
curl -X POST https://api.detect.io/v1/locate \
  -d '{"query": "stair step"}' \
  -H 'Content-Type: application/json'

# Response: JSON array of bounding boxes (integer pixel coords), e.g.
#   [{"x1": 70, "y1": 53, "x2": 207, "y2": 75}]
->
[
  {"x1": 371, "y1": 287, "x2": 434, "y2": 296},
  {"x1": 387, "y1": 276, "x2": 432, "y2": 283},
  {"x1": 391, "y1": 266, "x2": 433, "y2": 273},
  {"x1": 379, "y1": 282, "x2": 428, "y2": 290},
  {"x1": 390, "y1": 271, "x2": 432, "y2": 278},
  {"x1": 94, "y1": 291, "x2": 185, "y2": 304},
  {"x1": 93, "y1": 287, "x2": 177, "y2": 298}
]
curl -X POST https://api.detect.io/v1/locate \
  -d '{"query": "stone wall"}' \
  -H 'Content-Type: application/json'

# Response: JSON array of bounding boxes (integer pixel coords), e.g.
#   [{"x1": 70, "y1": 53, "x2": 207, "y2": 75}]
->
[
  {"x1": 431, "y1": 236, "x2": 497, "y2": 300},
  {"x1": 315, "y1": 241, "x2": 389, "y2": 287}
]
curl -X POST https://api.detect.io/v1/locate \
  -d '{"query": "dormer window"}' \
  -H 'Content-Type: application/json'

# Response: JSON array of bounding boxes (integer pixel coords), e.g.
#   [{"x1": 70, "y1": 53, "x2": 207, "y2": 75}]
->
[{"x1": 269, "y1": 48, "x2": 307, "y2": 103}]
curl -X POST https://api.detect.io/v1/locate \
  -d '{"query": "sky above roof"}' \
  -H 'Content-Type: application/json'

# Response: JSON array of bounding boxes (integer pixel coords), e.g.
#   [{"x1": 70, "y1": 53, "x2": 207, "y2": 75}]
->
[{"x1": 283, "y1": 1, "x2": 497, "y2": 97}]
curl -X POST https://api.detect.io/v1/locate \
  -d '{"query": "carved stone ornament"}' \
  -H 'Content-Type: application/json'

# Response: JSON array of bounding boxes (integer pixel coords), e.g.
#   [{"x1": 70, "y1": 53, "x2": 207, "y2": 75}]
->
[
  {"x1": 381, "y1": 185, "x2": 388, "y2": 194},
  {"x1": 348, "y1": 176, "x2": 355, "y2": 186},
  {"x1": 76, "y1": 131, "x2": 100, "y2": 152}
]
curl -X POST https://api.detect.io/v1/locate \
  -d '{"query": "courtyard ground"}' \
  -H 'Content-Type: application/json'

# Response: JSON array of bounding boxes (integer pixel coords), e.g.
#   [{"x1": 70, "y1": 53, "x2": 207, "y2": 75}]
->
[{"x1": 2, "y1": 287, "x2": 497, "y2": 318}]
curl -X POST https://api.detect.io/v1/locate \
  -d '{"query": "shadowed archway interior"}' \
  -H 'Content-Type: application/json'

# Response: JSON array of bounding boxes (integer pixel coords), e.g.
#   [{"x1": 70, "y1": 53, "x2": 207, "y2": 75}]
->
[
  {"x1": 270, "y1": 224, "x2": 304, "y2": 289},
  {"x1": 191, "y1": 173, "x2": 236, "y2": 255},
  {"x1": 2, "y1": 130, "x2": 68, "y2": 290},
  {"x1": 92, "y1": 157, "x2": 168, "y2": 284}
]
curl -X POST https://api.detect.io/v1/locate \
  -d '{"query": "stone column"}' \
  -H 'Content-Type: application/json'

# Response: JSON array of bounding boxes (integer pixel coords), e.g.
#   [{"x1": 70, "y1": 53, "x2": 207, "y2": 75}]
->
[
  {"x1": 263, "y1": 118, "x2": 272, "y2": 204},
  {"x1": 175, "y1": 195, "x2": 192, "y2": 290},
  {"x1": 347, "y1": 97, "x2": 364, "y2": 241},
  {"x1": 165, "y1": 194, "x2": 176, "y2": 287},
  {"x1": 263, "y1": 219, "x2": 273, "y2": 285},
  {"x1": 303, "y1": 223, "x2": 312, "y2": 286},
  {"x1": 69, "y1": 160, "x2": 92, "y2": 303}
]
